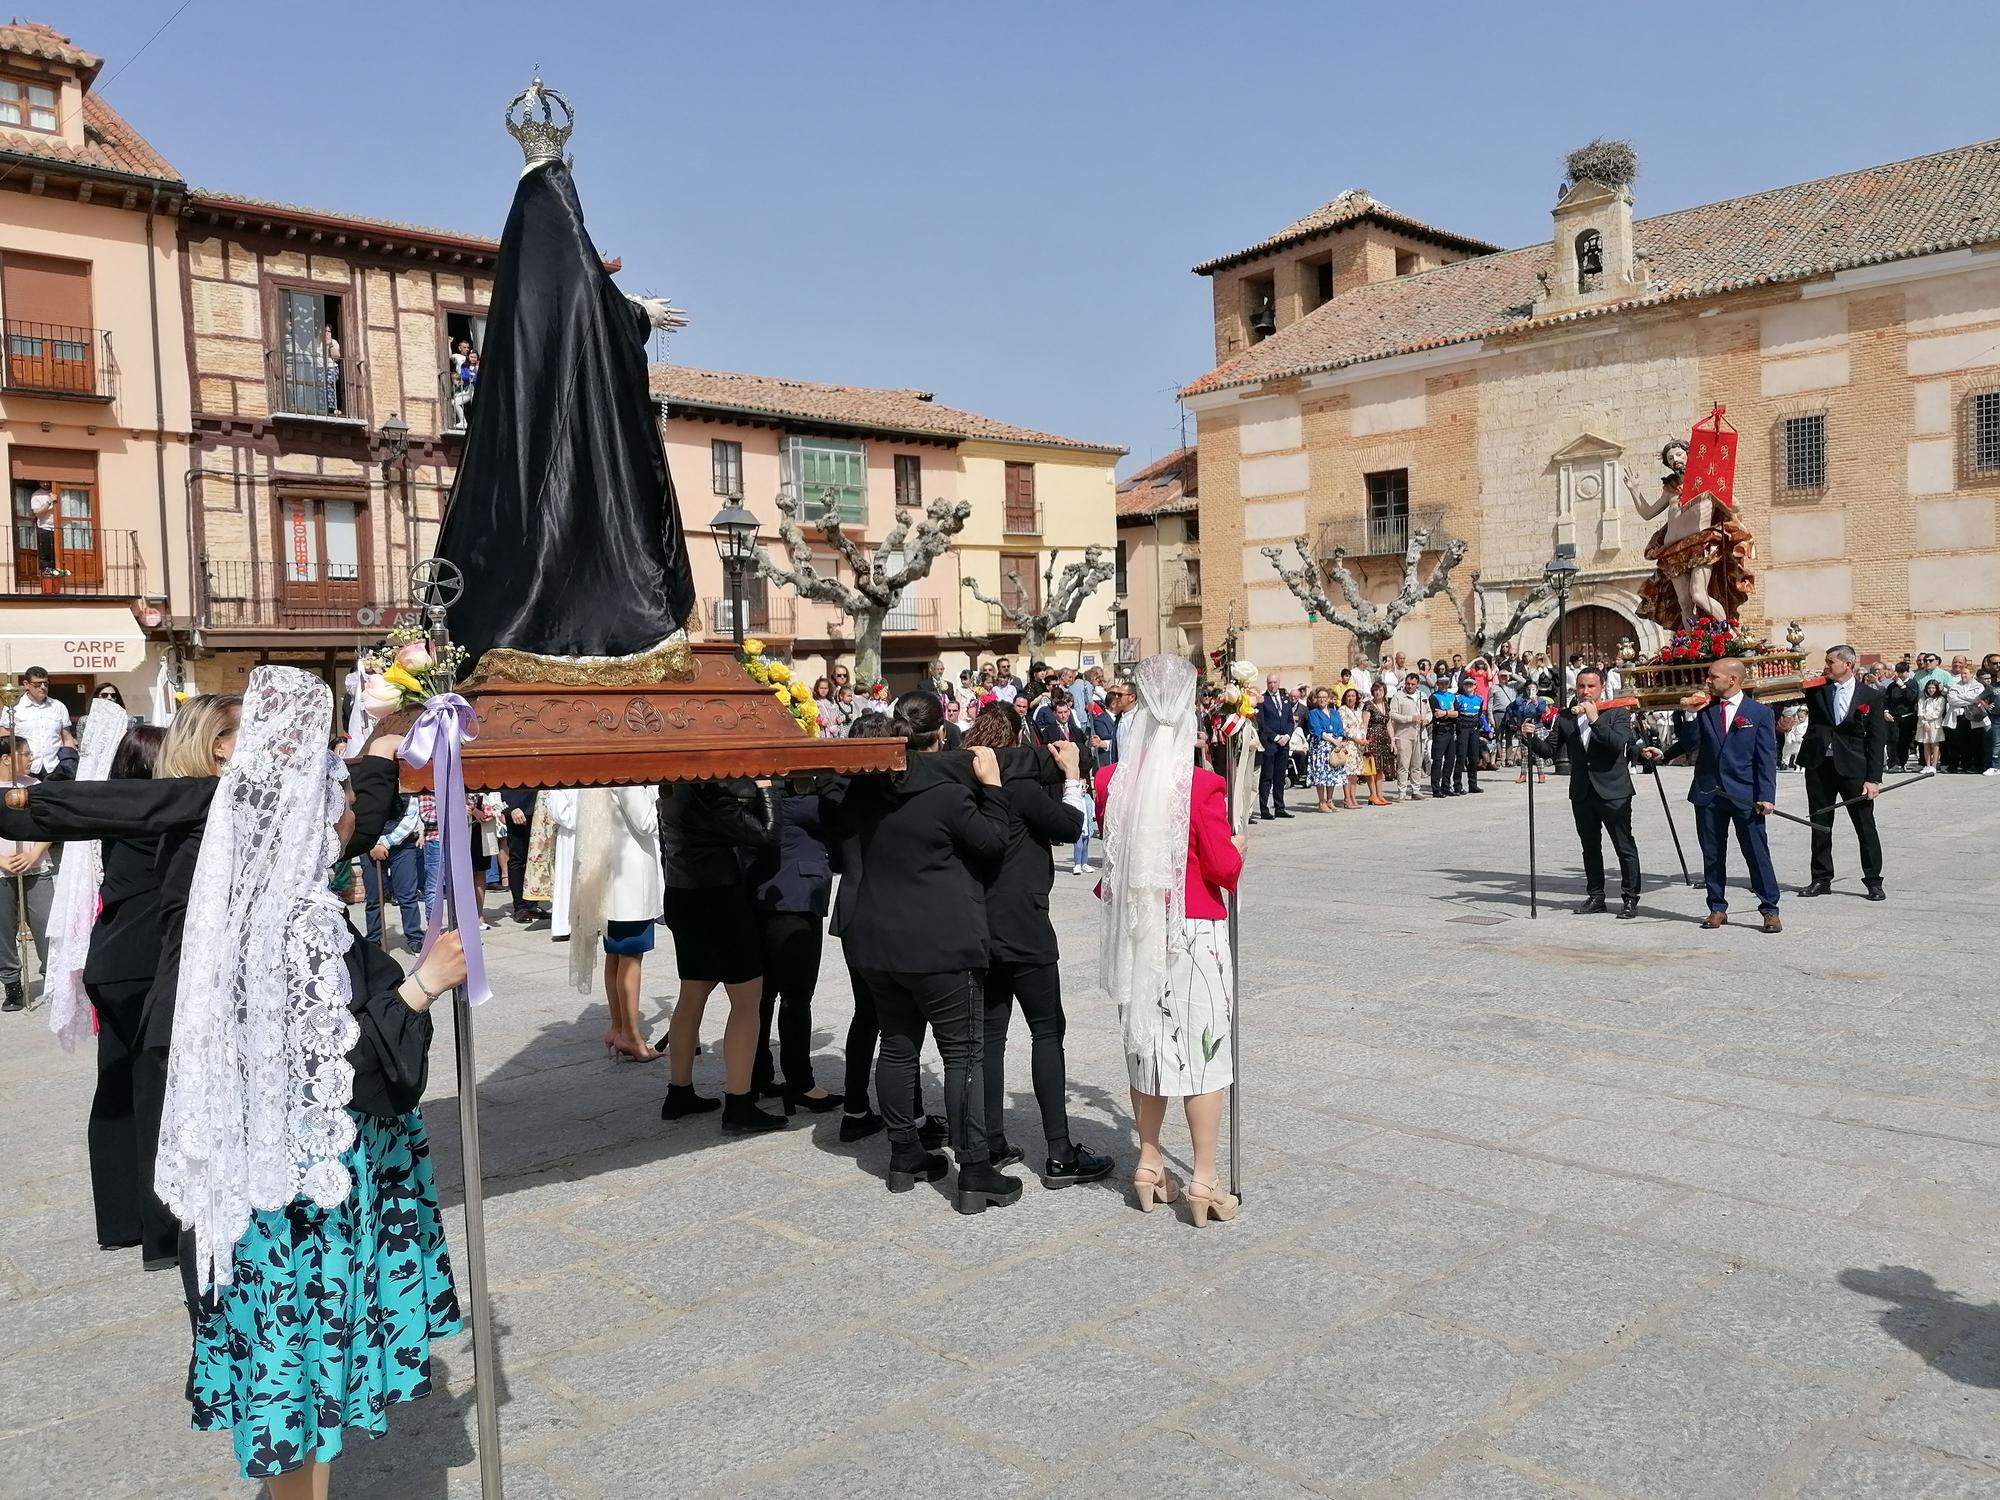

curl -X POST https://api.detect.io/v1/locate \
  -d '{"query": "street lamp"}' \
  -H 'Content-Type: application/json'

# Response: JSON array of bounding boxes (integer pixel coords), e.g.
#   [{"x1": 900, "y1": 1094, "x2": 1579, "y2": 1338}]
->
[
  {"x1": 709, "y1": 494, "x2": 759, "y2": 646},
  {"x1": 1544, "y1": 542, "x2": 1580, "y2": 776}
]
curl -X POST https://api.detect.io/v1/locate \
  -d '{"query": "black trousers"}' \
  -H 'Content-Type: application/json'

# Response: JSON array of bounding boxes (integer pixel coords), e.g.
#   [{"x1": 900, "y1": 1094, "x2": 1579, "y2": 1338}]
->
[
  {"x1": 754, "y1": 912, "x2": 823, "y2": 1096},
  {"x1": 1804, "y1": 761, "x2": 1882, "y2": 884},
  {"x1": 1457, "y1": 719, "x2": 1483, "y2": 789},
  {"x1": 843, "y1": 962, "x2": 923, "y2": 1117},
  {"x1": 1571, "y1": 795, "x2": 1641, "y2": 900},
  {"x1": 1890, "y1": 716, "x2": 1915, "y2": 771},
  {"x1": 860, "y1": 967, "x2": 985, "y2": 1161},
  {"x1": 1258, "y1": 745, "x2": 1288, "y2": 813},
  {"x1": 1430, "y1": 723, "x2": 1459, "y2": 792},
  {"x1": 505, "y1": 821, "x2": 532, "y2": 908},
  {"x1": 1945, "y1": 721, "x2": 1986, "y2": 774},
  {"x1": 85, "y1": 978, "x2": 178, "y2": 1258},
  {"x1": 982, "y1": 959, "x2": 1072, "y2": 1156}
]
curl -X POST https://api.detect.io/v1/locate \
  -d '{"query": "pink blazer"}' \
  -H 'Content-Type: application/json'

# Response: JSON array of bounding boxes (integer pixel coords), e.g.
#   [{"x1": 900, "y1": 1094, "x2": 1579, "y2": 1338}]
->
[{"x1": 1094, "y1": 763, "x2": 1243, "y2": 920}]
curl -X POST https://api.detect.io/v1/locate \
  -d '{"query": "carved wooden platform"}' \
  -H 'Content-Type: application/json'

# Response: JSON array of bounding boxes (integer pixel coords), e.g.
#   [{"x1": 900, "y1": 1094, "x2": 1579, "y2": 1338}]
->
[{"x1": 402, "y1": 642, "x2": 904, "y2": 791}]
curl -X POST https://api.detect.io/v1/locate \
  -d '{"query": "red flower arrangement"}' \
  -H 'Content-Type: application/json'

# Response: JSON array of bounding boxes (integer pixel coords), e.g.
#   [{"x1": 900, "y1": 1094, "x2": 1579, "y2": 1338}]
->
[{"x1": 1649, "y1": 615, "x2": 1769, "y2": 665}]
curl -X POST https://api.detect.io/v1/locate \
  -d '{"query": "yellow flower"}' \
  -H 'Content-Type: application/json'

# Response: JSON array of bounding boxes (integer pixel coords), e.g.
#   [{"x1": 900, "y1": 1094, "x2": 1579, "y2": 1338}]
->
[
  {"x1": 747, "y1": 662, "x2": 770, "y2": 684},
  {"x1": 382, "y1": 663, "x2": 425, "y2": 695},
  {"x1": 789, "y1": 680, "x2": 812, "y2": 704},
  {"x1": 1236, "y1": 693, "x2": 1254, "y2": 716},
  {"x1": 767, "y1": 661, "x2": 791, "y2": 684},
  {"x1": 743, "y1": 638, "x2": 766, "y2": 658},
  {"x1": 800, "y1": 697, "x2": 821, "y2": 718},
  {"x1": 774, "y1": 689, "x2": 792, "y2": 708}
]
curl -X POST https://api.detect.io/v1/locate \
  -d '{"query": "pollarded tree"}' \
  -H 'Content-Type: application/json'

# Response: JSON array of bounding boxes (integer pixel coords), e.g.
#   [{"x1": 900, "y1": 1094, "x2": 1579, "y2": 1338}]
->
[
  {"x1": 961, "y1": 546, "x2": 1116, "y2": 661},
  {"x1": 1444, "y1": 570, "x2": 1560, "y2": 661},
  {"x1": 1260, "y1": 525, "x2": 1469, "y2": 663},
  {"x1": 757, "y1": 487, "x2": 973, "y2": 690}
]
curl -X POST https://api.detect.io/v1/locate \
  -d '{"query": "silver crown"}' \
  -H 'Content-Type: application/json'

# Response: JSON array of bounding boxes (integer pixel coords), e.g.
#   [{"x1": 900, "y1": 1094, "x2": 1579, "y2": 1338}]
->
[{"x1": 505, "y1": 77, "x2": 574, "y2": 167}]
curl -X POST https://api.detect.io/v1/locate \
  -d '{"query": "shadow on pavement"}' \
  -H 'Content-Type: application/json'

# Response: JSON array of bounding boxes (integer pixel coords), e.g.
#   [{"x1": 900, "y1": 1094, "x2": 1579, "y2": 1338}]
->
[{"x1": 1839, "y1": 1265, "x2": 2000, "y2": 1387}]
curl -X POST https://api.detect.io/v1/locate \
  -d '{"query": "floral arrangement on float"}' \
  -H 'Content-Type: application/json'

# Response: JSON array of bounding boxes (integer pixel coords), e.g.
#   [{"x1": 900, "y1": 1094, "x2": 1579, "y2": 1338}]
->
[
  {"x1": 1227, "y1": 658, "x2": 1258, "y2": 721},
  {"x1": 358, "y1": 627, "x2": 470, "y2": 715},
  {"x1": 1655, "y1": 615, "x2": 1768, "y2": 664},
  {"x1": 738, "y1": 637, "x2": 820, "y2": 737}
]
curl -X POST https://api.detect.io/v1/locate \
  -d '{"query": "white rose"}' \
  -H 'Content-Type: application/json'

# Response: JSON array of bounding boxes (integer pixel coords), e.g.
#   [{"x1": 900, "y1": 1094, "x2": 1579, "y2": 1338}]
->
[
  {"x1": 1228, "y1": 660, "x2": 1258, "y2": 687},
  {"x1": 360, "y1": 675, "x2": 403, "y2": 715}
]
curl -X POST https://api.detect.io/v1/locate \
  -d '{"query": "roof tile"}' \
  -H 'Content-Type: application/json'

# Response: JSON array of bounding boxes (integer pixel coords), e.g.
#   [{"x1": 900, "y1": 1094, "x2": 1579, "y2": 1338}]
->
[
  {"x1": 1183, "y1": 137, "x2": 2000, "y2": 397},
  {"x1": 1116, "y1": 446, "x2": 1198, "y2": 519},
  {"x1": 1193, "y1": 189, "x2": 1501, "y2": 274},
  {"x1": 652, "y1": 364, "x2": 1123, "y2": 456}
]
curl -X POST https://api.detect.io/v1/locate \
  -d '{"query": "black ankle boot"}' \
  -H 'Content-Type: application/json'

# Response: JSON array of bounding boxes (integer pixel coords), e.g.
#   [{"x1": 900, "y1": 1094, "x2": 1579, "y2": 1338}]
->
[
  {"x1": 886, "y1": 1147, "x2": 949, "y2": 1193},
  {"x1": 661, "y1": 1084, "x2": 719, "y2": 1121},
  {"x1": 721, "y1": 1091, "x2": 788, "y2": 1135},
  {"x1": 918, "y1": 1114, "x2": 948, "y2": 1150},
  {"x1": 955, "y1": 1160, "x2": 1023, "y2": 1215}
]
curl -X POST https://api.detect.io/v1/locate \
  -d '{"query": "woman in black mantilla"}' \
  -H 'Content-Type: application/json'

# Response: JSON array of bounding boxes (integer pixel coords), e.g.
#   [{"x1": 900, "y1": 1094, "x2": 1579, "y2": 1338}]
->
[{"x1": 432, "y1": 91, "x2": 696, "y2": 680}]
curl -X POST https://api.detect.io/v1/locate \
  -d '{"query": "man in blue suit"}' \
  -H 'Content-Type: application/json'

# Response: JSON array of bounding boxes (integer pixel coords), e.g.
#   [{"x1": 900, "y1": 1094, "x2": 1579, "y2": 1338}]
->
[
  {"x1": 1254, "y1": 672, "x2": 1294, "y2": 820},
  {"x1": 1643, "y1": 656, "x2": 1782, "y2": 933}
]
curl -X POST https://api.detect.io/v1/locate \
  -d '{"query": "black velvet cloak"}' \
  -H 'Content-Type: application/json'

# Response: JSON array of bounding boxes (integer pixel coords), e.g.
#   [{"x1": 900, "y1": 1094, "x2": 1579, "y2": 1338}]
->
[{"x1": 434, "y1": 161, "x2": 696, "y2": 669}]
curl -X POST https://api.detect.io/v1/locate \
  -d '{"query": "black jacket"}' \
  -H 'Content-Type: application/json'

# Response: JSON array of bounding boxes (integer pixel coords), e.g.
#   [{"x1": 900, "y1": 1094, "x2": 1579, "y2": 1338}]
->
[
  {"x1": 822, "y1": 749, "x2": 1011, "y2": 974},
  {"x1": 1797, "y1": 678, "x2": 1889, "y2": 782},
  {"x1": 751, "y1": 791, "x2": 833, "y2": 918},
  {"x1": 1523, "y1": 706, "x2": 1637, "y2": 803},
  {"x1": 985, "y1": 748, "x2": 1081, "y2": 967},
  {"x1": 0, "y1": 759, "x2": 399, "y2": 1053},
  {"x1": 659, "y1": 780, "x2": 779, "y2": 890},
  {"x1": 1882, "y1": 678, "x2": 1919, "y2": 721},
  {"x1": 83, "y1": 834, "x2": 163, "y2": 986},
  {"x1": 347, "y1": 936, "x2": 434, "y2": 1117}
]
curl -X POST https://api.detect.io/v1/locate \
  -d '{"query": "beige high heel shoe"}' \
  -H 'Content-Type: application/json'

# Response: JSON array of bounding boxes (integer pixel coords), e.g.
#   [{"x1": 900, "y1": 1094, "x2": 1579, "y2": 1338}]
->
[
  {"x1": 1187, "y1": 1179, "x2": 1240, "y2": 1226},
  {"x1": 1132, "y1": 1162, "x2": 1182, "y2": 1213}
]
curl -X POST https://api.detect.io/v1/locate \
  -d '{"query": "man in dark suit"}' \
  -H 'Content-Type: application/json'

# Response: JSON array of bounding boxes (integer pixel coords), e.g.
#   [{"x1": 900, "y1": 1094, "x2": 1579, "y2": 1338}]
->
[
  {"x1": 1644, "y1": 656, "x2": 1782, "y2": 933},
  {"x1": 1522, "y1": 668, "x2": 1642, "y2": 918},
  {"x1": 1786, "y1": 644, "x2": 1889, "y2": 901},
  {"x1": 1880, "y1": 661, "x2": 1918, "y2": 773},
  {"x1": 1254, "y1": 673, "x2": 1294, "y2": 820}
]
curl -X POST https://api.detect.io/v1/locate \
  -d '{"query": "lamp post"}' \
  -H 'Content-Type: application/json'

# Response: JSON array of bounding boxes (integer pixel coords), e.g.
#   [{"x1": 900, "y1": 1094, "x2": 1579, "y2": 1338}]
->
[
  {"x1": 380, "y1": 413, "x2": 413, "y2": 570},
  {"x1": 709, "y1": 494, "x2": 760, "y2": 647},
  {"x1": 1545, "y1": 542, "x2": 1580, "y2": 774}
]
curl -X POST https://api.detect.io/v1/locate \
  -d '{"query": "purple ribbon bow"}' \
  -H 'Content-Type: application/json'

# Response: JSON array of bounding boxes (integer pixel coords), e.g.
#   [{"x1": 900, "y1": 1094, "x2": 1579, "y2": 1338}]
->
[{"x1": 399, "y1": 693, "x2": 491, "y2": 1005}]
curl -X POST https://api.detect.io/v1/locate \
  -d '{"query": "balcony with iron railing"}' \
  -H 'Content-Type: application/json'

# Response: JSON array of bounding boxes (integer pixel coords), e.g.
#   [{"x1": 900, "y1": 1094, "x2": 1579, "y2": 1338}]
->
[
  {"x1": 816, "y1": 595, "x2": 941, "y2": 638},
  {"x1": 1166, "y1": 576, "x2": 1203, "y2": 612},
  {"x1": 702, "y1": 594, "x2": 797, "y2": 639},
  {"x1": 3, "y1": 322, "x2": 116, "y2": 401},
  {"x1": 1002, "y1": 500, "x2": 1042, "y2": 537},
  {"x1": 268, "y1": 348, "x2": 366, "y2": 423},
  {"x1": 1113, "y1": 637, "x2": 1141, "y2": 665},
  {"x1": 4, "y1": 527, "x2": 145, "y2": 597},
  {"x1": 1319, "y1": 506, "x2": 1453, "y2": 558},
  {"x1": 199, "y1": 559, "x2": 426, "y2": 633}
]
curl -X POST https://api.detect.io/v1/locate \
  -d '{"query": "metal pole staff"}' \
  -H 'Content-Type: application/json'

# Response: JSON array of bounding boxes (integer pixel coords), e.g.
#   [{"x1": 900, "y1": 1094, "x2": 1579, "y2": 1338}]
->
[
  {"x1": 1646, "y1": 756, "x2": 1694, "y2": 886},
  {"x1": 1225, "y1": 719, "x2": 1255, "y2": 1201},
  {"x1": 1, "y1": 684, "x2": 29, "y2": 949},
  {"x1": 1526, "y1": 722, "x2": 1539, "y2": 918},
  {"x1": 411, "y1": 563, "x2": 504, "y2": 1500}
]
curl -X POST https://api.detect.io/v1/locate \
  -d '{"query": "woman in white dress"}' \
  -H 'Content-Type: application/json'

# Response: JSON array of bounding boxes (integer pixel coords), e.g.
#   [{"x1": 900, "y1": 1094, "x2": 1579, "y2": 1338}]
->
[
  {"x1": 568, "y1": 784, "x2": 664, "y2": 1062},
  {"x1": 1093, "y1": 654, "x2": 1246, "y2": 1225},
  {"x1": 546, "y1": 788, "x2": 577, "y2": 940}
]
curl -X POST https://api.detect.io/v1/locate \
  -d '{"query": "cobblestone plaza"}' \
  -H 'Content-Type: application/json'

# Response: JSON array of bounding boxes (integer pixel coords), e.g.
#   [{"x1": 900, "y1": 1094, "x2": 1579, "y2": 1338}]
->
[{"x1": 2, "y1": 771, "x2": 1995, "y2": 1498}]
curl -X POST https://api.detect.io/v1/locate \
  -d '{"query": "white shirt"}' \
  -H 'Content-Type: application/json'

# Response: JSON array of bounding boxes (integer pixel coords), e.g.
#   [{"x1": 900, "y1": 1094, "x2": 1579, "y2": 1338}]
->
[
  {"x1": 11, "y1": 694, "x2": 70, "y2": 774},
  {"x1": 1718, "y1": 691, "x2": 1745, "y2": 733},
  {"x1": 1832, "y1": 678, "x2": 1854, "y2": 723}
]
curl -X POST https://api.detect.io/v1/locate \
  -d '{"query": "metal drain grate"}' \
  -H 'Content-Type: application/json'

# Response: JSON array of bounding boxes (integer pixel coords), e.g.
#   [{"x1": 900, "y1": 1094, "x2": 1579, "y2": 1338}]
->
[{"x1": 1448, "y1": 914, "x2": 1508, "y2": 926}]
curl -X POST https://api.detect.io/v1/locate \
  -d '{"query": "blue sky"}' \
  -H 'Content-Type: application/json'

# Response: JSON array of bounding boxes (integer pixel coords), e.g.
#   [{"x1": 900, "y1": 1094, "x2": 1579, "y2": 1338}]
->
[{"x1": 70, "y1": 0, "x2": 2000, "y2": 474}]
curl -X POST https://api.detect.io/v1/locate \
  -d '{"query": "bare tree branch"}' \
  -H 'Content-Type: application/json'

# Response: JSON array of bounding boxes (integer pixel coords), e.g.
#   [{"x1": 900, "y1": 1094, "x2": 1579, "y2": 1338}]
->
[
  {"x1": 1260, "y1": 528, "x2": 1469, "y2": 659},
  {"x1": 960, "y1": 545, "x2": 1115, "y2": 660},
  {"x1": 1443, "y1": 569, "x2": 1560, "y2": 659}
]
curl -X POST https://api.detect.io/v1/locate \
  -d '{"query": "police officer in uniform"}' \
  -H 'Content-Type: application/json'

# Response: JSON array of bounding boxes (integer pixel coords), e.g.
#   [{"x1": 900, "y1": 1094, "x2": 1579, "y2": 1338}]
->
[
  {"x1": 1454, "y1": 681, "x2": 1486, "y2": 795},
  {"x1": 1429, "y1": 676, "x2": 1461, "y2": 796}
]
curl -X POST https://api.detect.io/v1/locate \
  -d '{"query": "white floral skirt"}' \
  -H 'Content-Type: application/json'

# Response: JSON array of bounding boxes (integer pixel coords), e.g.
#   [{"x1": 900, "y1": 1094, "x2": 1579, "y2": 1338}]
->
[{"x1": 1121, "y1": 917, "x2": 1234, "y2": 1098}]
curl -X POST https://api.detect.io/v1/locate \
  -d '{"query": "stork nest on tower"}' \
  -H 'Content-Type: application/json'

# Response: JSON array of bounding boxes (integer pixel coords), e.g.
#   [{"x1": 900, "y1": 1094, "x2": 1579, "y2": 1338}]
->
[{"x1": 1563, "y1": 139, "x2": 1639, "y2": 192}]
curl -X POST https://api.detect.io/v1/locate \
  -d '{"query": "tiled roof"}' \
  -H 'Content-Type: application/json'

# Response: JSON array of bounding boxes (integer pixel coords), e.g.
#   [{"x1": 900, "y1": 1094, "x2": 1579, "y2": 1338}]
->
[
  {"x1": 651, "y1": 364, "x2": 1124, "y2": 456},
  {"x1": 188, "y1": 190, "x2": 498, "y2": 252},
  {"x1": 1183, "y1": 137, "x2": 2000, "y2": 398},
  {"x1": 1116, "y1": 446, "x2": 1198, "y2": 520},
  {"x1": 0, "y1": 88, "x2": 179, "y2": 185},
  {"x1": 1192, "y1": 189, "x2": 1501, "y2": 274},
  {"x1": 0, "y1": 21, "x2": 99, "y2": 81}
]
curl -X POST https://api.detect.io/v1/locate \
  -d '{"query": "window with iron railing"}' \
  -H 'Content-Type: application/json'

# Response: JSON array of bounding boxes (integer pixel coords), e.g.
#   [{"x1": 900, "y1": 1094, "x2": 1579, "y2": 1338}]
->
[
  {"x1": 275, "y1": 288, "x2": 354, "y2": 419},
  {"x1": 1003, "y1": 462, "x2": 1039, "y2": 533},
  {"x1": 1780, "y1": 414, "x2": 1827, "y2": 492},
  {"x1": 1968, "y1": 390, "x2": 2000, "y2": 477},
  {"x1": 1364, "y1": 468, "x2": 1411, "y2": 553}
]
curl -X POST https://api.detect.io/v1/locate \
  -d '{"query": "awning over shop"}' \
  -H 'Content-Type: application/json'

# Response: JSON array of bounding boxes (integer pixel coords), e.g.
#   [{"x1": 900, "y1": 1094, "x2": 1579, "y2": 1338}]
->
[{"x1": 0, "y1": 604, "x2": 155, "y2": 676}]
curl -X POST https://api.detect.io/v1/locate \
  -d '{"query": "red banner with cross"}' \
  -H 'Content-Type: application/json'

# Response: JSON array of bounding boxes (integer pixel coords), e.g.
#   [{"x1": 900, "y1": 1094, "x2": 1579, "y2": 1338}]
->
[{"x1": 1682, "y1": 405, "x2": 1738, "y2": 509}]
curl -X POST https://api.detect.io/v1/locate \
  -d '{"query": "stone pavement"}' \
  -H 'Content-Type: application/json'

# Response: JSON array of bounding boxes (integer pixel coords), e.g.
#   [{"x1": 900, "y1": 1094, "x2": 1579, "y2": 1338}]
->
[{"x1": 1, "y1": 768, "x2": 1996, "y2": 1499}]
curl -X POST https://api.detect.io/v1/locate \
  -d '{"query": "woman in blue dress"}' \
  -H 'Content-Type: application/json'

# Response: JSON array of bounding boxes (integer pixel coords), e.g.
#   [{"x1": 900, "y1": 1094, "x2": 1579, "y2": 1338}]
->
[
  {"x1": 1305, "y1": 688, "x2": 1347, "y2": 813},
  {"x1": 156, "y1": 667, "x2": 463, "y2": 1496}
]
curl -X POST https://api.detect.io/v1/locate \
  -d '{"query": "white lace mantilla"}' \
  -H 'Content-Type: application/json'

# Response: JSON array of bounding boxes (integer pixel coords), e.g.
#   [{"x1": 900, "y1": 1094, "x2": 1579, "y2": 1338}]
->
[
  {"x1": 1100, "y1": 655, "x2": 1197, "y2": 1026},
  {"x1": 156, "y1": 667, "x2": 359, "y2": 1290}
]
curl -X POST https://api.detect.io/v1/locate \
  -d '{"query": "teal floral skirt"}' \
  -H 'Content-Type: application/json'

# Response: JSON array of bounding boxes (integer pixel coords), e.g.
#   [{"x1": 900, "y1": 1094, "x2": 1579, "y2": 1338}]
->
[{"x1": 187, "y1": 1108, "x2": 462, "y2": 1480}]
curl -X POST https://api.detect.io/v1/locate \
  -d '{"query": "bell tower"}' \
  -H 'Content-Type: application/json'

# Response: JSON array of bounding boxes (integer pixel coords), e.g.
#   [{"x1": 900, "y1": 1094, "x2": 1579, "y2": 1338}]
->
[{"x1": 1534, "y1": 141, "x2": 1649, "y2": 318}]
